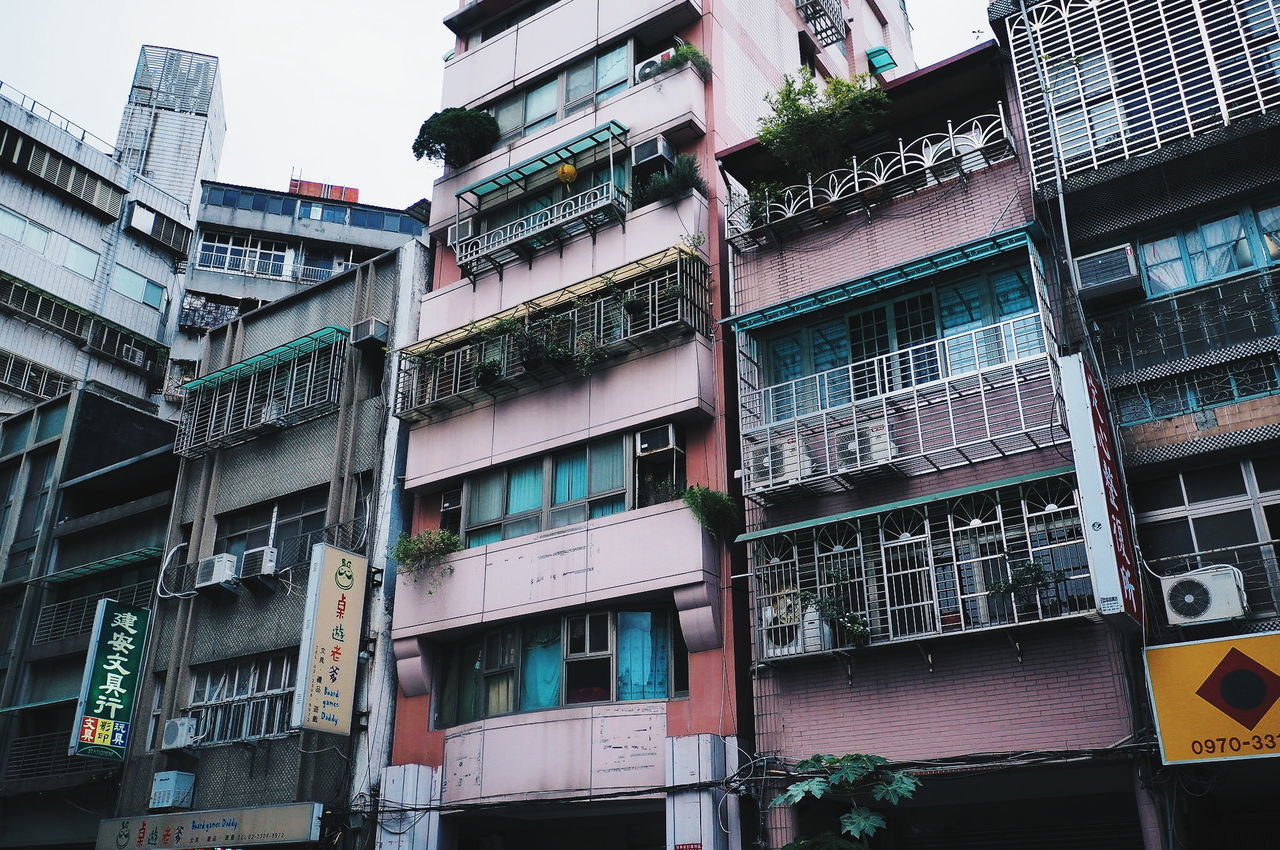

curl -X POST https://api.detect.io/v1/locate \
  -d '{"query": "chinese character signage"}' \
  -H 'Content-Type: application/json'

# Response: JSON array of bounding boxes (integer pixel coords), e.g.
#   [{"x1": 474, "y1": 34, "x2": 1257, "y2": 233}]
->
[
  {"x1": 1060, "y1": 353, "x2": 1143, "y2": 625},
  {"x1": 291, "y1": 544, "x2": 366, "y2": 735},
  {"x1": 1146, "y1": 632, "x2": 1280, "y2": 764},
  {"x1": 71, "y1": 599, "x2": 151, "y2": 760},
  {"x1": 95, "y1": 802, "x2": 323, "y2": 849}
]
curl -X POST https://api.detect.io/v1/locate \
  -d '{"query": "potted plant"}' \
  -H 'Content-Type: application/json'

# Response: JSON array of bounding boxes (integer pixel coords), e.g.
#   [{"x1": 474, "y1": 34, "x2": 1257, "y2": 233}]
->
[
  {"x1": 803, "y1": 592, "x2": 872, "y2": 648},
  {"x1": 682, "y1": 486, "x2": 740, "y2": 541},
  {"x1": 474, "y1": 358, "x2": 502, "y2": 387},
  {"x1": 391, "y1": 529, "x2": 462, "y2": 593},
  {"x1": 622, "y1": 291, "x2": 648, "y2": 317},
  {"x1": 411, "y1": 107, "x2": 501, "y2": 168},
  {"x1": 756, "y1": 70, "x2": 888, "y2": 177},
  {"x1": 631, "y1": 154, "x2": 709, "y2": 208},
  {"x1": 572, "y1": 332, "x2": 607, "y2": 376}
]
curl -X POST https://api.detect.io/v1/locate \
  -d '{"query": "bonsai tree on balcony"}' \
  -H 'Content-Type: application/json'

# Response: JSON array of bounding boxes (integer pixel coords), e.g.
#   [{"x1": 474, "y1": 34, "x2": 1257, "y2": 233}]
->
[
  {"x1": 631, "y1": 154, "x2": 710, "y2": 208},
  {"x1": 773, "y1": 753, "x2": 920, "y2": 850},
  {"x1": 757, "y1": 71, "x2": 888, "y2": 176},
  {"x1": 392, "y1": 529, "x2": 462, "y2": 593},
  {"x1": 412, "y1": 107, "x2": 501, "y2": 168}
]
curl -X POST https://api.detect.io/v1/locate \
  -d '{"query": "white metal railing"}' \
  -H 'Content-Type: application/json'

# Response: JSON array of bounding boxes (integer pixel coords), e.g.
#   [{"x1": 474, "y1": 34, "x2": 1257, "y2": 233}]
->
[
  {"x1": 196, "y1": 253, "x2": 357, "y2": 285},
  {"x1": 726, "y1": 110, "x2": 1014, "y2": 240},
  {"x1": 795, "y1": 0, "x2": 847, "y2": 46},
  {"x1": 186, "y1": 691, "x2": 294, "y2": 745},
  {"x1": 0, "y1": 80, "x2": 120, "y2": 157},
  {"x1": 455, "y1": 183, "x2": 630, "y2": 268}
]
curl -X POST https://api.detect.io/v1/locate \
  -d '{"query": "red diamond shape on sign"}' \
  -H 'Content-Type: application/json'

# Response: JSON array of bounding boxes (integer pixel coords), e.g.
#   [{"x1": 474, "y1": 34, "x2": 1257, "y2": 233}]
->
[{"x1": 1196, "y1": 647, "x2": 1280, "y2": 730}]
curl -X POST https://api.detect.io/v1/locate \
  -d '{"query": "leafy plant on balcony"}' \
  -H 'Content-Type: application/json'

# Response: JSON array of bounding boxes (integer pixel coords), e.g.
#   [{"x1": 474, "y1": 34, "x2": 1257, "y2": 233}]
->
[
  {"x1": 773, "y1": 753, "x2": 920, "y2": 850},
  {"x1": 987, "y1": 560, "x2": 1069, "y2": 598},
  {"x1": 631, "y1": 154, "x2": 709, "y2": 208},
  {"x1": 392, "y1": 530, "x2": 462, "y2": 592},
  {"x1": 682, "y1": 486, "x2": 741, "y2": 541},
  {"x1": 797, "y1": 590, "x2": 871, "y2": 648},
  {"x1": 411, "y1": 107, "x2": 501, "y2": 168},
  {"x1": 757, "y1": 71, "x2": 888, "y2": 176},
  {"x1": 474, "y1": 358, "x2": 502, "y2": 387},
  {"x1": 655, "y1": 44, "x2": 712, "y2": 79},
  {"x1": 572, "y1": 331, "x2": 608, "y2": 376}
]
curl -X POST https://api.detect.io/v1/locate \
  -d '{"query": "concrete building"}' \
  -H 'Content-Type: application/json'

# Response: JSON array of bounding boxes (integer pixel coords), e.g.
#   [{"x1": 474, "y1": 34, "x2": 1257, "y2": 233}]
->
[
  {"x1": 719, "y1": 40, "x2": 1153, "y2": 846},
  {"x1": 992, "y1": 0, "x2": 1280, "y2": 845},
  {"x1": 0, "y1": 388, "x2": 178, "y2": 850},
  {"x1": 382, "y1": 2, "x2": 912, "y2": 849}
]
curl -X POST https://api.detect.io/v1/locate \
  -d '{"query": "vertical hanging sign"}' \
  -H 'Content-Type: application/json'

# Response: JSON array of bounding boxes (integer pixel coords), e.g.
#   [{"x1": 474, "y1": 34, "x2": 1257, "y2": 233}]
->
[
  {"x1": 70, "y1": 599, "x2": 151, "y2": 760},
  {"x1": 292, "y1": 544, "x2": 367, "y2": 735}
]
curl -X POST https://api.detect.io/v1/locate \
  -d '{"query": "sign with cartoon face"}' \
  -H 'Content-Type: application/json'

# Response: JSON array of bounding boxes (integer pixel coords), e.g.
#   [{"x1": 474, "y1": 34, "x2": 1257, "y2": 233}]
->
[
  {"x1": 95, "y1": 802, "x2": 322, "y2": 849},
  {"x1": 71, "y1": 599, "x2": 151, "y2": 760},
  {"x1": 291, "y1": 544, "x2": 367, "y2": 735}
]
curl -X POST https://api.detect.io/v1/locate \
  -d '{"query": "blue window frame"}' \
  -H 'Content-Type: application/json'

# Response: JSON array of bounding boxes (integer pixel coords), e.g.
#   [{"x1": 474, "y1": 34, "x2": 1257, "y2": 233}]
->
[
  {"x1": 1136, "y1": 201, "x2": 1280, "y2": 296},
  {"x1": 1115, "y1": 354, "x2": 1280, "y2": 426}
]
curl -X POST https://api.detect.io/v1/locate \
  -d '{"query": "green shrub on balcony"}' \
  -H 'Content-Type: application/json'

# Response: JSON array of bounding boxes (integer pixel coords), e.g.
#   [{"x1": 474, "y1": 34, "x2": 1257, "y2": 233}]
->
[
  {"x1": 631, "y1": 154, "x2": 709, "y2": 208},
  {"x1": 682, "y1": 486, "x2": 740, "y2": 541},
  {"x1": 392, "y1": 529, "x2": 462, "y2": 593},
  {"x1": 757, "y1": 70, "x2": 887, "y2": 176},
  {"x1": 411, "y1": 107, "x2": 501, "y2": 168},
  {"x1": 656, "y1": 44, "x2": 712, "y2": 79}
]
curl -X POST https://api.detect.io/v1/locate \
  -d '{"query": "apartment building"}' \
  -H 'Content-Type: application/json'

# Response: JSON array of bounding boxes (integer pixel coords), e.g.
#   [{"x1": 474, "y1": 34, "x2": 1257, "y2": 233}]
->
[
  {"x1": 719, "y1": 41, "x2": 1155, "y2": 847},
  {"x1": 382, "y1": 2, "x2": 912, "y2": 849},
  {"x1": 993, "y1": 0, "x2": 1280, "y2": 845},
  {"x1": 0, "y1": 388, "x2": 178, "y2": 850},
  {"x1": 106, "y1": 239, "x2": 429, "y2": 850}
]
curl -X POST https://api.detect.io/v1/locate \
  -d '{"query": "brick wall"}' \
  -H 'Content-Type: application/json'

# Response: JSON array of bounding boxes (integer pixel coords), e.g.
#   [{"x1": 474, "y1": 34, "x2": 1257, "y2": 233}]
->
[
  {"x1": 757, "y1": 620, "x2": 1133, "y2": 761},
  {"x1": 1122, "y1": 394, "x2": 1280, "y2": 456}
]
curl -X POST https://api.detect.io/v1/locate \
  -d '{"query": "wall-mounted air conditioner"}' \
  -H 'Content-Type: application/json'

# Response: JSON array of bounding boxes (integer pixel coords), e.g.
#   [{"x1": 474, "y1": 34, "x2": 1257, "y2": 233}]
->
[
  {"x1": 447, "y1": 217, "x2": 475, "y2": 246},
  {"x1": 150, "y1": 770, "x2": 195, "y2": 810},
  {"x1": 1161, "y1": 565, "x2": 1248, "y2": 626},
  {"x1": 748, "y1": 438, "x2": 801, "y2": 489},
  {"x1": 119, "y1": 343, "x2": 148, "y2": 368},
  {"x1": 761, "y1": 604, "x2": 830, "y2": 659},
  {"x1": 1075, "y1": 244, "x2": 1141, "y2": 300},
  {"x1": 634, "y1": 48, "x2": 677, "y2": 83},
  {"x1": 632, "y1": 136, "x2": 675, "y2": 172},
  {"x1": 857, "y1": 420, "x2": 895, "y2": 466},
  {"x1": 240, "y1": 546, "x2": 278, "y2": 580},
  {"x1": 636, "y1": 423, "x2": 683, "y2": 456},
  {"x1": 160, "y1": 716, "x2": 199, "y2": 751},
  {"x1": 194, "y1": 554, "x2": 238, "y2": 590},
  {"x1": 351, "y1": 317, "x2": 389, "y2": 350}
]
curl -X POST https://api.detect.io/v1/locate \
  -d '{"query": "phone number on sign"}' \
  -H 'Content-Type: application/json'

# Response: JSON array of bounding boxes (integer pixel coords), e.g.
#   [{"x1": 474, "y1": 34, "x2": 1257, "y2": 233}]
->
[{"x1": 1189, "y1": 733, "x2": 1280, "y2": 755}]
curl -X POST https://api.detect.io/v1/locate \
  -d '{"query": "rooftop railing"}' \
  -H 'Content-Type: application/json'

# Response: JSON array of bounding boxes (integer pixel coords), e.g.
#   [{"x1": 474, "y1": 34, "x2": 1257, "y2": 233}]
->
[
  {"x1": 195, "y1": 252, "x2": 358, "y2": 285},
  {"x1": 0, "y1": 80, "x2": 119, "y2": 158}
]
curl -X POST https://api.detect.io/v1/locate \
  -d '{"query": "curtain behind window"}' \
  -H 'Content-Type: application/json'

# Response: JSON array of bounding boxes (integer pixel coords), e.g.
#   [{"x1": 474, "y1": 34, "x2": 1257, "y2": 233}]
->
[
  {"x1": 616, "y1": 612, "x2": 669, "y2": 700},
  {"x1": 519, "y1": 620, "x2": 562, "y2": 710}
]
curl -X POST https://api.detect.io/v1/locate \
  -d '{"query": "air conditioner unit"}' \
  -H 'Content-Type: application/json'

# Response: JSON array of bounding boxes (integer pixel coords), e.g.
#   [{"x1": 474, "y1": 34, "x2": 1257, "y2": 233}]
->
[
  {"x1": 447, "y1": 217, "x2": 475, "y2": 246},
  {"x1": 1074, "y1": 244, "x2": 1141, "y2": 300},
  {"x1": 634, "y1": 48, "x2": 677, "y2": 83},
  {"x1": 747, "y1": 438, "x2": 801, "y2": 490},
  {"x1": 240, "y1": 546, "x2": 278, "y2": 580},
  {"x1": 351, "y1": 317, "x2": 389, "y2": 350},
  {"x1": 761, "y1": 603, "x2": 831, "y2": 659},
  {"x1": 257, "y1": 401, "x2": 284, "y2": 428},
  {"x1": 631, "y1": 135, "x2": 675, "y2": 171},
  {"x1": 150, "y1": 770, "x2": 195, "y2": 810},
  {"x1": 1161, "y1": 565, "x2": 1248, "y2": 626},
  {"x1": 636, "y1": 423, "x2": 683, "y2": 456},
  {"x1": 194, "y1": 553, "x2": 238, "y2": 590},
  {"x1": 160, "y1": 716, "x2": 199, "y2": 751},
  {"x1": 857, "y1": 419, "x2": 895, "y2": 466}
]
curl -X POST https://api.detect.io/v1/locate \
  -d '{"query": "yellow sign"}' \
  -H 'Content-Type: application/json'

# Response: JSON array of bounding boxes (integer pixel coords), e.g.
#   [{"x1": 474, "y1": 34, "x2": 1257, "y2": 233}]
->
[
  {"x1": 291, "y1": 544, "x2": 367, "y2": 735},
  {"x1": 1146, "y1": 632, "x2": 1280, "y2": 764}
]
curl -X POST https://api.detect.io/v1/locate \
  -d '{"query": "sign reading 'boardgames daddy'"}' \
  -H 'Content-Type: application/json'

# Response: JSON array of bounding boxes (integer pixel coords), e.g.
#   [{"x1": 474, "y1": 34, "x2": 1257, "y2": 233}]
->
[
  {"x1": 71, "y1": 599, "x2": 151, "y2": 760},
  {"x1": 291, "y1": 544, "x2": 367, "y2": 735}
]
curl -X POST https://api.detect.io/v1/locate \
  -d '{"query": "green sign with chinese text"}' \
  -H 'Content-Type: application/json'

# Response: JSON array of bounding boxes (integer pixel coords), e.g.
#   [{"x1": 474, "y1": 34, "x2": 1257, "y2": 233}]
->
[{"x1": 70, "y1": 599, "x2": 151, "y2": 760}]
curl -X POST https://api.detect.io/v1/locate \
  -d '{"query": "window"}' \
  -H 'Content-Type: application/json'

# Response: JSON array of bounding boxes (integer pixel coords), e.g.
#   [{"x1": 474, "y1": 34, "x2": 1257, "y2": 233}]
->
[
  {"x1": 349, "y1": 208, "x2": 422, "y2": 235},
  {"x1": 564, "y1": 44, "x2": 629, "y2": 115},
  {"x1": 214, "y1": 486, "x2": 328, "y2": 565},
  {"x1": 203, "y1": 186, "x2": 297, "y2": 217},
  {"x1": 63, "y1": 241, "x2": 99, "y2": 279},
  {"x1": 111, "y1": 265, "x2": 166, "y2": 309},
  {"x1": 187, "y1": 651, "x2": 296, "y2": 744},
  {"x1": 462, "y1": 435, "x2": 632, "y2": 546},
  {"x1": 1047, "y1": 51, "x2": 1121, "y2": 163},
  {"x1": 1114, "y1": 354, "x2": 1280, "y2": 425},
  {"x1": 13, "y1": 450, "x2": 55, "y2": 543},
  {"x1": 299, "y1": 202, "x2": 348, "y2": 224},
  {"x1": 147, "y1": 676, "x2": 165, "y2": 750},
  {"x1": 0, "y1": 206, "x2": 49, "y2": 253},
  {"x1": 490, "y1": 42, "x2": 631, "y2": 143},
  {"x1": 438, "y1": 608, "x2": 685, "y2": 726},
  {"x1": 1135, "y1": 203, "x2": 1280, "y2": 294},
  {"x1": 198, "y1": 232, "x2": 289, "y2": 278}
]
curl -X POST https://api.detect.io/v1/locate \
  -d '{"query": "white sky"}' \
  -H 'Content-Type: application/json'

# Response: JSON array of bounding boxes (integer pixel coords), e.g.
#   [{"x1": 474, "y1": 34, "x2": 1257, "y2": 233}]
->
[{"x1": 0, "y1": 0, "x2": 992, "y2": 211}]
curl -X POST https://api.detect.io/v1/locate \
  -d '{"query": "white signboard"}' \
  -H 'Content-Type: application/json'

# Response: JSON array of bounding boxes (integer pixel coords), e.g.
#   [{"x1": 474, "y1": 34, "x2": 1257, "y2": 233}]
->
[
  {"x1": 291, "y1": 544, "x2": 368, "y2": 735},
  {"x1": 96, "y1": 802, "x2": 323, "y2": 849}
]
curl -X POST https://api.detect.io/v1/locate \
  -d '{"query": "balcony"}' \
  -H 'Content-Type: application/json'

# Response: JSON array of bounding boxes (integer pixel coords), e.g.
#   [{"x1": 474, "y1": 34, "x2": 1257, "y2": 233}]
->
[
  {"x1": 739, "y1": 315, "x2": 1066, "y2": 499},
  {"x1": 726, "y1": 110, "x2": 1015, "y2": 250},
  {"x1": 748, "y1": 475, "x2": 1096, "y2": 657},
  {"x1": 795, "y1": 0, "x2": 846, "y2": 47},
  {"x1": 3, "y1": 732, "x2": 117, "y2": 782},
  {"x1": 396, "y1": 251, "x2": 710, "y2": 421},
  {"x1": 455, "y1": 182, "x2": 630, "y2": 280},
  {"x1": 33, "y1": 580, "x2": 153, "y2": 645},
  {"x1": 1144, "y1": 541, "x2": 1280, "y2": 644},
  {"x1": 195, "y1": 253, "x2": 358, "y2": 285},
  {"x1": 179, "y1": 294, "x2": 242, "y2": 332}
]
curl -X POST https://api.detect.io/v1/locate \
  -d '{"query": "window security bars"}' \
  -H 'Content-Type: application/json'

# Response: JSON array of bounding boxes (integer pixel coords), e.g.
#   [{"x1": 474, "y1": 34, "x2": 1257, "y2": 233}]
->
[
  {"x1": 795, "y1": 0, "x2": 848, "y2": 46},
  {"x1": 185, "y1": 653, "x2": 295, "y2": 745},
  {"x1": 396, "y1": 255, "x2": 711, "y2": 421},
  {"x1": 4, "y1": 731, "x2": 114, "y2": 779},
  {"x1": 739, "y1": 316, "x2": 1065, "y2": 498},
  {"x1": 751, "y1": 477, "x2": 1093, "y2": 657},
  {"x1": 0, "y1": 348, "x2": 74, "y2": 401},
  {"x1": 1006, "y1": 0, "x2": 1280, "y2": 189},
  {"x1": 33, "y1": 580, "x2": 153, "y2": 644},
  {"x1": 725, "y1": 110, "x2": 1015, "y2": 248},
  {"x1": 1115, "y1": 354, "x2": 1280, "y2": 425},
  {"x1": 175, "y1": 333, "x2": 346, "y2": 458},
  {"x1": 455, "y1": 182, "x2": 630, "y2": 278}
]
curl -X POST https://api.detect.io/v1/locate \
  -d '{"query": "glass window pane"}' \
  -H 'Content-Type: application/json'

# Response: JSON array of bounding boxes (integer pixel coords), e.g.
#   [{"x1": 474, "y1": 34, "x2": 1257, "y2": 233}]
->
[
  {"x1": 467, "y1": 525, "x2": 502, "y2": 547},
  {"x1": 506, "y1": 460, "x2": 544, "y2": 515},
  {"x1": 144, "y1": 281, "x2": 166, "y2": 308},
  {"x1": 1183, "y1": 462, "x2": 1247, "y2": 503},
  {"x1": 64, "y1": 242, "x2": 99, "y2": 278},
  {"x1": 565, "y1": 657, "x2": 611, "y2": 704},
  {"x1": 0, "y1": 208, "x2": 23, "y2": 241},
  {"x1": 525, "y1": 80, "x2": 558, "y2": 124},
  {"x1": 553, "y1": 449, "x2": 588, "y2": 504},
  {"x1": 596, "y1": 44, "x2": 629, "y2": 89},
  {"x1": 468, "y1": 470, "x2": 505, "y2": 526},
  {"x1": 1137, "y1": 518, "x2": 1194, "y2": 560},
  {"x1": 769, "y1": 335, "x2": 805, "y2": 383},
  {"x1": 588, "y1": 438, "x2": 625, "y2": 495},
  {"x1": 1253, "y1": 453, "x2": 1280, "y2": 492},
  {"x1": 810, "y1": 320, "x2": 849, "y2": 372},
  {"x1": 455, "y1": 639, "x2": 484, "y2": 724},
  {"x1": 589, "y1": 495, "x2": 625, "y2": 519},
  {"x1": 565, "y1": 58, "x2": 595, "y2": 104},
  {"x1": 503, "y1": 515, "x2": 542, "y2": 540},
  {"x1": 549, "y1": 503, "x2": 588, "y2": 528},
  {"x1": 495, "y1": 96, "x2": 523, "y2": 137},
  {"x1": 588, "y1": 612, "x2": 609, "y2": 653},
  {"x1": 1141, "y1": 235, "x2": 1189, "y2": 294},
  {"x1": 520, "y1": 619, "x2": 562, "y2": 710},
  {"x1": 616, "y1": 611, "x2": 668, "y2": 700},
  {"x1": 1131, "y1": 475, "x2": 1184, "y2": 513},
  {"x1": 1192, "y1": 509, "x2": 1259, "y2": 553}
]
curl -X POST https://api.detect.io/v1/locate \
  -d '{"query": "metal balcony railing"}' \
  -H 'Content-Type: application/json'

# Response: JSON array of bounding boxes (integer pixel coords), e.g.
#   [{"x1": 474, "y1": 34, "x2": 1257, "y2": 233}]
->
[
  {"x1": 396, "y1": 253, "x2": 711, "y2": 420},
  {"x1": 196, "y1": 253, "x2": 358, "y2": 285},
  {"x1": 750, "y1": 476, "x2": 1095, "y2": 657},
  {"x1": 179, "y1": 296, "x2": 242, "y2": 332},
  {"x1": 726, "y1": 110, "x2": 1015, "y2": 249},
  {"x1": 0, "y1": 80, "x2": 120, "y2": 158},
  {"x1": 32, "y1": 580, "x2": 154, "y2": 644},
  {"x1": 1146, "y1": 540, "x2": 1280, "y2": 630},
  {"x1": 740, "y1": 315, "x2": 1065, "y2": 498},
  {"x1": 795, "y1": 0, "x2": 847, "y2": 46},
  {"x1": 455, "y1": 183, "x2": 630, "y2": 278},
  {"x1": 3, "y1": 732, "x2": 117, "y2": 781}
]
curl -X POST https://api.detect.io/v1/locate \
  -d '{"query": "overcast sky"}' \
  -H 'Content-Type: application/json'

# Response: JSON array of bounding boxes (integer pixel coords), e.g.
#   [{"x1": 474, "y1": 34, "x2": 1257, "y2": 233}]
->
[{"x1": 0, "y1": 0, "x2": 992, "y2": 211}]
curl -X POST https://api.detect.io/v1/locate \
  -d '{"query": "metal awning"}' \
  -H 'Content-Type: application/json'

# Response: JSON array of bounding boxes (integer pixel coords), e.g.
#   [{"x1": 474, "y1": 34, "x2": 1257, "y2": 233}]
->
[
  {"x1": 724, "y1": 226, "x2": 1035, "y2": 332},
  {"x1": 31, "y1": 547, "x2": 163, "y2": 583},
  {"x1": 0, "y1": 697, "x2": 76, "y2": 714},
  {"x1": 735, "y1": 465, "x2": 1075, "y2": 543},
  {"x1": 182, "y1": 326, "x2": 347, "y2": 391},
  {"x1": 457, "y1": 121, "x2": 629, "y2": 200}
]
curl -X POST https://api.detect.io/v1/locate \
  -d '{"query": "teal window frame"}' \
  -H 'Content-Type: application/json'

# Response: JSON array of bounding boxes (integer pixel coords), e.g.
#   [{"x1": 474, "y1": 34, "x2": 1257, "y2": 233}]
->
[
  {"x1": 1135, "y1": 200, "x2": 1280, "y2": 297},
  {"x1": 1114, "y1": 354, "x2": 1280, "y2": 426}
]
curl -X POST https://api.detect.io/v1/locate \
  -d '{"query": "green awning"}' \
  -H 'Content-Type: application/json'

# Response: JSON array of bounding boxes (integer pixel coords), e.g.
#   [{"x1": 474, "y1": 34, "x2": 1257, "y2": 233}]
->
[
  {"x1": 735, "y1": 465, "x2": 1075, "y2": 543},
  {"x1": 33, "y1": 547, "x2": 163, "y2": 583},
  {"x1": 0, "y1": 697, "x2": 76, "y2": 714},
  {"x1": 867, "y1": 46, "x2": 898, "y2": 75},
  {"x1": 182, "y1": 326, "x2": 347, "y2": 392},
  {"x1": 725, "y1": 226, "x2": 1035, "y2": 332},
  {"x1": 458, "y1": 121, "x2": 629, "y2": 199}
]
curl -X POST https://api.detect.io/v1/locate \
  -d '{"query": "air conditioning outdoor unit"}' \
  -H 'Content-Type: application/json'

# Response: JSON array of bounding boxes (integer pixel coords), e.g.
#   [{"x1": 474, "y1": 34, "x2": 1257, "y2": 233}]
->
[
  {"x1": 636, "y1": 423, "x2": 683, "y2": 456},
  {"x1": 160, "y1": 716, "x2": 199, "y2": 751},
  {"x1": 634, "y1": 48, "x2": 677, "y2": 83},
  {"x1": 194, "y1": 554, "x2": 238, "y2": 590},
  {"x1": 351, "y1": 317, "x2": 389, "y2": 350},
  {"x1": 257, "y1": 401, "x2": 285, "y2": 428},
  {"x1": 1074, "y1": 244, "x2": 1141, "y2": 300},
  {"x1": 447, "y1": 217, "x2": 475, "y2": 246},
  {"x1": 857, "y1": 419, "x2": 896, "y2": 466},
  {"x1": 747, "y1": 438, "x2": 802, "y2": 490},
  {"x1": 631, "y1": 135, "x2": 675, "y2": 171},
  {"x1": 149, "y1": 770, "x2": 195, "y2": 810},
  {"x1": 240, "y1": 546, "x2": 278, "y2": 580},
  {"x1": 1161, "y1": 565, "x2": 1248, "y2": 626},
  {"x1": 761, "y1": 603, "x2": 831, "y2": 659}
]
